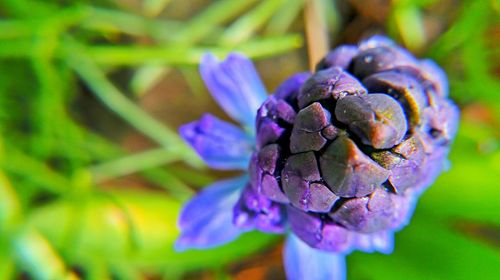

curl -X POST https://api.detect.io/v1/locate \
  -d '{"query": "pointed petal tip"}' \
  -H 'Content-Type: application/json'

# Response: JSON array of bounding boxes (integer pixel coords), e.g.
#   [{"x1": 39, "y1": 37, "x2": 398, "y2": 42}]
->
[
  {"x1": 355, "y1": 231, "x2": 395, "y2": 254},
  {"x1": 178, "y1": 121, "x2": 196, "y2": 142},
  {"x1": 173, "y1": 237, "x2": 189, "y2": 252},
  {"x1": 175, "y1": 176, "x2": 248, "y2": 251},
  {"x1": 226, "y1": 52, "x2": 250, "y2": 61},
  {"x1": 178, "y1": 114, "x2": 254, "y2": 170},
  {"x1": 200, "y1": 52, "x2": 218, "y2": 66},
  {"x1": 284, "y1": 234, "x2": 346, "y2": 280},
  {"x1": 198, "y1": 52, "x2": 268, "y2": 128},
  {"x1": 173, "y1": 235, "x2": 217, "y2": 252}
]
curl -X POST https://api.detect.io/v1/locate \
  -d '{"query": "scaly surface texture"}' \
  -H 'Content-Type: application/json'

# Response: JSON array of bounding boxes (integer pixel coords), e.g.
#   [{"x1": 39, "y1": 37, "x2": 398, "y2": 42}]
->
[{"x1": 234, "y1": 36, "x2": 459, "y2": 251}]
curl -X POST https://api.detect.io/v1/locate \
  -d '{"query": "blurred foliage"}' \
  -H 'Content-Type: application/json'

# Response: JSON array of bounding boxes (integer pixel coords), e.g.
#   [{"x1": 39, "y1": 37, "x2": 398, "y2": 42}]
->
[{"x1": 0, "y1": 0, "x2": 499, "y2": 279}]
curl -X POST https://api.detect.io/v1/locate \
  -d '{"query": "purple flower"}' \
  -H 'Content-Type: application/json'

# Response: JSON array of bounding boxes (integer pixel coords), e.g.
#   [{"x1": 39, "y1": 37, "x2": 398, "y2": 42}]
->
[{"x1": 177, "y1": 36, "x2": 459, "y2": 279}]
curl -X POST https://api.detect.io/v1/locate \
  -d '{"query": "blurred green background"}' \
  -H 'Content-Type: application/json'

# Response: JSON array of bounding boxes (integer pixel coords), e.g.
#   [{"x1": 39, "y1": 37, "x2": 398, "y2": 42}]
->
[{"x1": 0, "y1": 0, "x2": 499, "y2": 279}]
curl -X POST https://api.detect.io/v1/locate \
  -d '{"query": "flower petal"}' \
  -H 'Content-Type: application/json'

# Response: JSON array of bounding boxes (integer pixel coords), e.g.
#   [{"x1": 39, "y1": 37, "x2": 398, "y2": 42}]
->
[
  {"x1": 274, "y1": 72, "x2": 311, "y2": 102},
  {"x1": 200, "y1": 53, "x2": 268, "y2": 129},
  {"x1": 175, "y1": 176, "x2": 248, "y2": 251},
  {"x1": 351, "y1": 231, "x2": 394, "y2": 254},
  {"x1": 316, "y1": 45, "x2": 358, "y2": 70},
  {"x1": 284, "y1": 233, "x2": 346, "y2": 280},
  {"x1": 420, "y1": 59, "x2": 449, "y2": 97},
  {"x1": 179, "y1": 114, "x2": 254, "y2": 170},
  {"x1": 233, "y1": 184, "x2": 286, "y2": 233}
]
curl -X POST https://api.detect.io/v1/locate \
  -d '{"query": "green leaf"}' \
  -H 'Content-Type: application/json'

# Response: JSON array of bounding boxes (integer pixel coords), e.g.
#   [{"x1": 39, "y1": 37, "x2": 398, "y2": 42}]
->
[
  {"x1": 171, "y1": 0, "x2": 259, "y2": 44},
  {"x1": 62, "y1": 38, "x2": 202, "y2": 168},
  {"x1": 130, "y1": 65, "x2": 171, "y2": 96},
  {"x1": 264, "y1": 0, "x2": 303, "y2": 35},
  {"x1": 89, "y1": 148, "x2": 186, "y2": 183},
  {"x1": 142, "y1": 0, "x2": 172, "y2": 17},
  {"x1": 13, "y1": 228, "x2": 78, "y2": 280},
  {"x1": 0, "y1": 253, "x2": 15, "y2": 280},
  {"x1": 1, "y1": 147, "x2": 70, "y2": 194},
  {"x1": 234, "y1": 34, "x2": 303, "y2": 59},
  {"x1": 219, "y1": 0, "x2": 286, "y2": 46},
  {"x1": 140, "y1": 168, "x2": 194, "y2": 201},
  {"x1": 28, "y1": 189, "x2": 279, "y2": 274},
  {"x1": 390, "y1": 3, "x2": 426, "y2": 51},
  {"x1": 81, "y1": 6, "x2": 181, "y2": 40},
  {"x1": 348, "y1": 215, "x2": 500, "y2": 279},
  {"x1": 0, "y1": 171, "x2": 21, "y2": 232}
]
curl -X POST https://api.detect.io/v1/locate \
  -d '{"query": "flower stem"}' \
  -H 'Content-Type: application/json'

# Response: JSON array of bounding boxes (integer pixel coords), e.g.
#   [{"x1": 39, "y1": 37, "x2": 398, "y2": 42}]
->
[
  {"x1": 61, "y1": 37, "x2": 202, "y2": 167},
  {"x1": 89, "y1": 148, "x2": 184, "y2": 183}
]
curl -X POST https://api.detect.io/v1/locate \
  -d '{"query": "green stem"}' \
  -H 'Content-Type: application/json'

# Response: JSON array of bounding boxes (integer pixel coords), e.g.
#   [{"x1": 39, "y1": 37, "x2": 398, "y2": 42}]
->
[
  {"x1": 219, "y1": 0, "x2": 286, "y2": 46},
  {"x1": 89, "y1": 148, "x2": 185, "y2": 183},
  {"x1": 1, "y1": 147, "x2": 70, "y2": 194},
  {"x1": 61, "y1": 37, "x2": 201, "y2": 167},
  {"x1": 140, "y1": 168, "x2": 194, "y2": 201},
  {"x1": 86, "y1": 35, "x2": 303, "y2": 66},
  {"x1": 171, "y1": 0, "x2": 259, "y2": 44},
  {"x1": 0, "y1": 172, "x2": 21, "y2": 233},
  {"x1": 0, "y1": 35, "x2": 302, "y2": 65},
  {"x1": 81, "y1": 6, "x2": 181, "y2": 41},
  {"x1": 264, "y1": 0, "x2": 304, "y2": 35},
  {"x1": 0, "y1": 250, "x2": 15, "y2": 280}
]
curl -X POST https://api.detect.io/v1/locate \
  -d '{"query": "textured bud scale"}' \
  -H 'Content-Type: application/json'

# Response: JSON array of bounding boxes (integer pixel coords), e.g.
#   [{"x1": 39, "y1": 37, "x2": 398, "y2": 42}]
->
[{"x1": 234, "y1": 36, "x2": 459, "y2": 252}]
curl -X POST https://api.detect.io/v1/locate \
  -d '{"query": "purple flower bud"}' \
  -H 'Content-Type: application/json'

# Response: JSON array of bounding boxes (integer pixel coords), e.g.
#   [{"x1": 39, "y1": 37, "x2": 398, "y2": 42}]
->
[
  {"x1": 179, "y1": 36, "x2": 459, "y2": 262},
  {"x1": 247, "y1": 36, "x2": 459, "y2": 251}
]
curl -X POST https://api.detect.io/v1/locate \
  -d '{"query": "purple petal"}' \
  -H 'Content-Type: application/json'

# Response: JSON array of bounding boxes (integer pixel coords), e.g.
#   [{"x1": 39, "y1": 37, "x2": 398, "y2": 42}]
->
[
  {"x1": 420, "y1": 59, "x2": 449, "y2": 97},
  {"x1": 233, "y1": 185, "x2": 286, "y2": 233},
  {"x1": 200, "y1": 53, "x2": 268, "y2": 128},
  {"x1": 371, "y1": 134, "x2": 426, "y2": 193},
  {"x1": 329, "y1": 188, "x2": 415, "y2": 233},
  {"x1": 414, "y1": 146, "x2": 450, "y2": 193},
  {"x1": 351, "y1": 231, "x2": 394, "y2": 254},
  {"x1": 179, "y1": 114, "x2": 254, "y2": 170},
  {"x1": 175, "y1": 176, "x2": 248, "y2": 251},
  {"x1": 316, "y1": 45, "x2": 359, "y2": 70},
  {"x1": 255, "y1": 117, "x2": 285, "y2": 148},
  {"x1": 421, "y1": 100, "x2": 460, "y2": 144},
  {"x1": 274, "y1": 72, "x2": 312, "y2": 103},
  {"x1": 287, "y1": 206, "x2": 352, "y2": 252},
  {"x1": 284, "y1": 233, "x2": 346, "y2": 280},
  {"x1": 352, "y1": 45, "x2": 419, "y2": 79}
]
